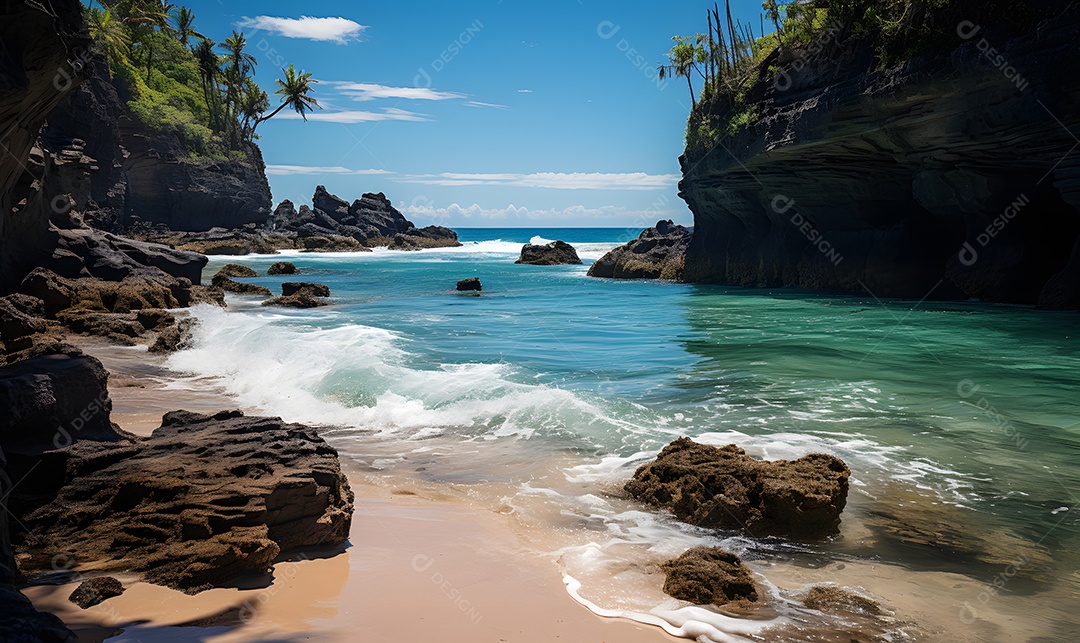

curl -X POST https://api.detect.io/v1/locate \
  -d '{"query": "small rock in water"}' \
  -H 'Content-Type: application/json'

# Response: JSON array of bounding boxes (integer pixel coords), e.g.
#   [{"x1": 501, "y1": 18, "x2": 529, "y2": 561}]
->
[
  {"x1": 625, "y1": 437, "x2": 850, "y2": 539},
  {"x1": 69, "y1": 577, "x2": 125, "y2": 609},
  {"x1": 282, "y1": 282, "x2": 330, "y2": 298},
  {"x1": 213, "y1": 264, "x2": 258, "y2": 279},
  {"x1": 456, "y1": 278, "x2": 482, "y2": 292},
  {"x1": 515, "y1": 240, "x2": 582, "y2": 265},
  {"x1": 660, "y1": 546, "x2": 758, "y2": 605},
  {"x1": 267, "y1": 261, "x2": 298, "y2": 276}
]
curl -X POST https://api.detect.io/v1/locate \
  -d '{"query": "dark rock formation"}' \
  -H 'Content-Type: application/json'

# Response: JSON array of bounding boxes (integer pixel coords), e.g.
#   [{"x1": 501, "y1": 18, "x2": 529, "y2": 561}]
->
[
  {"x1": 679, "y1": 6, "x2": 1080, "y2": 308},
  {"x1": 268, "y1": 261, "x2": 298, "y2": 276},
  {"x1": 214, "y1": 264, "x2": 258, "y2": 279},
  {"x1": 660, "y1": 546, "x2": 758, "y2": 605},
  {"x1": 262, "y1": 294, "x2": 329, "y2": 309},
  {"x1": 210, "y1": 275, "x2": 272, "y2": 297},
  {"x1": 625, "y1": 438, "x2": 850, "y2": 539},
  {"x1": 515, "y1": 240, "x2": 582, "y2": 266},
  {"x1": 589, "y1": 220, "x2": 691, "y2": 280},
  {"x1": 0, "y1": 585, "x2": 77, "y2": 643},
  {"x1": 15, "y1": 409, "x2": 354, "y2": 592},
  {"x1": 271, "y1": 188, "x2": 461, "y2": 250},
  {"x1": 41, "y1": 55, "x2": 272, "y2": 233},
  {"x1": 282, "y1": 282, "x2": 330, "y2": 298},
  {"x1": 149, "y1": 317, "x2": 196, "y2": 354},
  {"x1": 0, "y1": 348, "x2": 121, "y2": 457},
  {"x1": 69, "y1": 577, "x2": 125, "y2": 609},
  {"x1": 456, "y1": 278, "x2": 482, "y2": 292},
  {"x1": 264, "y1": 281, "x2": 331, "y2": 308}
]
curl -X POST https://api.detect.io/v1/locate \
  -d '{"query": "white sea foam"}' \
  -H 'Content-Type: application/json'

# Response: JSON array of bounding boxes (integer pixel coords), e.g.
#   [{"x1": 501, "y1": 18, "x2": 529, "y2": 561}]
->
[{"x1": 166, "y1": 304, "x2": 628, "y2": 441}]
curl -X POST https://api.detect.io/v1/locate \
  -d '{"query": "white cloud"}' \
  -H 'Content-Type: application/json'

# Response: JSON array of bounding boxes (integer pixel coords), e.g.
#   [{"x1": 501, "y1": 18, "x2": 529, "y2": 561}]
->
[
  {"x1": 277, "y1": 107, "x2": 429, "y2": 123},
  {"x1": 266, "y1": 165, "x2": 391, "y2": 176},
  {"x1": 397, "y1": 172, "x2": 680, "y2": 191},
  {"x1": 329, "y1": 82, "x2": 465, "y2": 101},
  {"x1": 401, "y1": 203, "x2": 678, "y2": 223},
  {"x1": 517, "y1": 89, "x2": 533, "y2": 93},
  {"x1": 236, "y1": 16, "x2": 366, "y2": 44},
  {"x1": 465, "y1": 101, "x2": 509, "y2": 110}
]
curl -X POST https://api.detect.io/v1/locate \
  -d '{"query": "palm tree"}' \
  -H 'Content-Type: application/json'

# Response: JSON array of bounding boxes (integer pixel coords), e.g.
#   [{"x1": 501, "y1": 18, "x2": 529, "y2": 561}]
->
[
  {"x1": 87, "y1": 8, "x2": 132, "y2": 71},
  {"x1": 251, "y1": 64, "x2": 321, "y2": 136},
  {"x1": 127, "y1": 0, "x2": 176, "y2": 82},
  {"x1": 239, "y1": 80, "x2": 270, "y2": 141},
  {"x1": 219, "y1": 30, "x2": 256, "y2": 80},
  {"x1": 658, "y1": 35, "x2": 707, "y2": 107},
  {"x1": 194, "y1": 37, "x2": 221, "y2": 130},
  {"x1": 217, "y1": 31, "x2": 256, "y2": 145},
  {"x1": 171, "y1": 7, "x2": 204, "y2": 48}
]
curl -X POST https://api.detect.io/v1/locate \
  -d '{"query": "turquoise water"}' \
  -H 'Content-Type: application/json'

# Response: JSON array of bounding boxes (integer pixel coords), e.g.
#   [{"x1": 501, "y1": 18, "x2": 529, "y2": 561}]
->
[{"x1": 181, "y1": 228, "x2": 1080, "y2": 641}]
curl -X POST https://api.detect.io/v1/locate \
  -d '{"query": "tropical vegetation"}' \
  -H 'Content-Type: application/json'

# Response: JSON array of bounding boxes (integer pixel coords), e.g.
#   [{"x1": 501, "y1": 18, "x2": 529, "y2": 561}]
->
[
  {"x1": 668, "y1": 0, "x2": 1037, "y2": 157},
  {"x1": 83, "y1": 0, "x2": 320, "y2": 160}
]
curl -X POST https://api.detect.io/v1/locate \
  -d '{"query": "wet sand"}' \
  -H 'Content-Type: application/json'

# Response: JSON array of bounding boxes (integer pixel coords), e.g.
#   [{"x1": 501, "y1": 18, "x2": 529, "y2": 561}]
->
[{"x1": 23, "y1": 340, "x2": 678, "y2": 642}]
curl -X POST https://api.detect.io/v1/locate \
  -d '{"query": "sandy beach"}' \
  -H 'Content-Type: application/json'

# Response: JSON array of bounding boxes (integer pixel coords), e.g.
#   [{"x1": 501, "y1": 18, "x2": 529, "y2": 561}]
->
[{"x1": 22, "y1": 340, "x2": 678, "y2": 643}]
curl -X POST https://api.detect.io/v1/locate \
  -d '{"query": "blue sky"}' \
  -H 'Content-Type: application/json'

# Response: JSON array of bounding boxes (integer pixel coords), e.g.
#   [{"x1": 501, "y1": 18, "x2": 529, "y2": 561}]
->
[{"x1": 179, "y1": 1, "x2": 765, "y2": 228}]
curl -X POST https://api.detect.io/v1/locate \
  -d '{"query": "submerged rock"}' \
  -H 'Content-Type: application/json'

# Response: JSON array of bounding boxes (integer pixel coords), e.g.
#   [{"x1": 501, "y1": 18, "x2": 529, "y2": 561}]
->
[
  {"x1": 262, "y1": 294, "x2": 329, "y2": 308},
  {"x1": 660, "y1": 546, "x2": 758, "y2": 605},
  {"x1": 15, "y1": 409, "x2": 354, "y2": 592},
  {"x1": 515, "y1": 240, "x2": 582, "y2": 266},
  {"x1": 589, "y1": 220, "x2": 691, "y2": 280},
  {"x1": 456, "y1": 278, "x2": 482, "y2": 292},
  {"x1": 267, "y1": 261, "x2": 298, "y2": 276},
  {"x1": 804, "y1": 585, "x2": 881, "y2": 616},
  {"x1": 625, "y1": 438, "x2": 850, "y2": 539},
  {"x1": 69, "y1": 577, "x2": 125, "y2": 609},
  {"x1": 214, "y1": 264, "x2": 258, "y2": 279}
]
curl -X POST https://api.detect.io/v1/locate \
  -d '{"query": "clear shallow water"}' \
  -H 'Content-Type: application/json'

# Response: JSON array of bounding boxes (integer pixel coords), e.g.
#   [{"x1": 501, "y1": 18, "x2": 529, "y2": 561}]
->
[{"x1": 174, "y1": 229, "x2": 1080, "y2": 641}]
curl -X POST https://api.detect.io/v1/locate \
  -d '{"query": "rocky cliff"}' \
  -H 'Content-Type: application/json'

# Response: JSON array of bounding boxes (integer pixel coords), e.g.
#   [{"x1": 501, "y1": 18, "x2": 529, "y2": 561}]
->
[
  {"x1": 679, "y1": 4, "x2": 1080, "y2": 309},
  {"x1": 41, "y1": 55, "x2": 273, "y2": 233}
]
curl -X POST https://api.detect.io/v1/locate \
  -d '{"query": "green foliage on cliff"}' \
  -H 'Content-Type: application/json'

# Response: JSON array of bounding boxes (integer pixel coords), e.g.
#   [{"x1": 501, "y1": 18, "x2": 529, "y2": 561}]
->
[
  {"x1": 673, "y1": 0, "x2": 1043, "y2": 159},
  {"x1": 84, "y1": 1, "x2": 319, "y2": 162}
]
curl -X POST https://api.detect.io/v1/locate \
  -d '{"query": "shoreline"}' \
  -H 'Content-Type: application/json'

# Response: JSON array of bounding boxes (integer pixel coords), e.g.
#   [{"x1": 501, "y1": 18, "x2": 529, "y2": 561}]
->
[{"x1": 24, "y1": 339, "x2": 679, "y2": 643}]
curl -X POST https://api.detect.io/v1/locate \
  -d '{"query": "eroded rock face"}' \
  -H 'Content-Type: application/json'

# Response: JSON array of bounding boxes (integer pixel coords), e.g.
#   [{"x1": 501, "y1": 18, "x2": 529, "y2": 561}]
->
[
  {"x1": 679, "y1": 8, "x2": 1080, "y2": 308},
  {"x1": 625, "y1": 438, "x2": 850, "y2": 539},
  {"x1": 660, "y1": 546, "x2": 758, "y2": 605},
  {"x1": 589, "y1": 220, "x2": 691, "y2": 280},
  {"x1": 0, "y1": 348, "x2": 121, "y2": 458},
  {"x1": 15, "y1": 409, "x2": 354, "y2": 592},
  {"x1": 42, "y1": 56, "x2": 272, "y2": 233},
  {"x1": 515, "y1": 240, "x2": 582, "y2": 266}
]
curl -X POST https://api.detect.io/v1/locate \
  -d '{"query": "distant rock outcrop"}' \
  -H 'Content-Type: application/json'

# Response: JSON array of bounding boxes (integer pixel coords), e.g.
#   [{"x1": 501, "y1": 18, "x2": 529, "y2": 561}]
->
[
  {"x1": 272, "y1": 187, "x2": 461, "y2": 250},
  {"x1": 626, "y1": 438, "x2": 850, "y2": 539},
  {"x1": 515, "y1": 240, "x2": 582, "y2": 265},
  {"x1": 589, "y1": 220, "x2": 691, "y2": 280}
]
